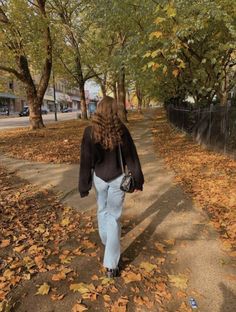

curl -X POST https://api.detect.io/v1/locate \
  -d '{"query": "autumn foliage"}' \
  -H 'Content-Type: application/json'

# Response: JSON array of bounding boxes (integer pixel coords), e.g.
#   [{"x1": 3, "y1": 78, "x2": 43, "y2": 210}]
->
[{"x1": 152, "y1": 109, "x2": 236, "y2": 252}]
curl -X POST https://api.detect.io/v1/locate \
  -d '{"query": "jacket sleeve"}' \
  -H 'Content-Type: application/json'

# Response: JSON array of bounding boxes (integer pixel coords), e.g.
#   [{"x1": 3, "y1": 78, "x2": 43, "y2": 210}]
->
[
  {"x1": 78, "y1": 127, "x2": 93, "y2": 197},
  {"x1": 122, "y1": 125, "x2": 144, "y2": 190}
]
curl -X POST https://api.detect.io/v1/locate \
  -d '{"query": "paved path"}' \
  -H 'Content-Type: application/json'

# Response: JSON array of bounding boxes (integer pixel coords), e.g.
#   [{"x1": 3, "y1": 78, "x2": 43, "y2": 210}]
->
[
  {"x1": 0, "y1": 114, "x2": 235, "y2": 311},
  {"x1": 0, "y1": 112, "x2": 79, "y2": 130}
]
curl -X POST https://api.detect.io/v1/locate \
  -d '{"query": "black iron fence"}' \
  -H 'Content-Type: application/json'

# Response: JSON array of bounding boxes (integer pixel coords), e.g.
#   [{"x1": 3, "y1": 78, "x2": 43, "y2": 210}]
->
[{"x1": 166, "y1": 105, "x2": 236, "y2": 158}]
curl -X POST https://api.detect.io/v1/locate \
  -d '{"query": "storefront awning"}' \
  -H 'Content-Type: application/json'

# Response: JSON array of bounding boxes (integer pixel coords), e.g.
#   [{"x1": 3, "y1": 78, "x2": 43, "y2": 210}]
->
[
  {"x1": 0, "y1": 92, "x2": 17, "y2": 99},
  {"x1": 44, "y1": 94, "x2": 54, "y2": 101}
]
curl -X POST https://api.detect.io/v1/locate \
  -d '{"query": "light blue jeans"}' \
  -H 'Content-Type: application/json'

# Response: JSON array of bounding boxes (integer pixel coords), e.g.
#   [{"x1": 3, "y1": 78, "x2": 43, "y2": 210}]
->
[{"x1": 93, "y1": 172, "x2": 125, "y2": 269}]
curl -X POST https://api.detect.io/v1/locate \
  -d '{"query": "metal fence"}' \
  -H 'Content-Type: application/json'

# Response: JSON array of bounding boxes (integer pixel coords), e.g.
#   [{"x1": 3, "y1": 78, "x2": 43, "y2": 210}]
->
[{"x1": 166, "y1": 105, "x2": 236, "y2": 158}]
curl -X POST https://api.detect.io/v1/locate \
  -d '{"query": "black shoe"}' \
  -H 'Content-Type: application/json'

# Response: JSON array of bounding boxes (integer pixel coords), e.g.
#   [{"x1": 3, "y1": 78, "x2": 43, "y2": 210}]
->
[{"x1": 106, "y1": 267, "x2": 119, "y2": 278}]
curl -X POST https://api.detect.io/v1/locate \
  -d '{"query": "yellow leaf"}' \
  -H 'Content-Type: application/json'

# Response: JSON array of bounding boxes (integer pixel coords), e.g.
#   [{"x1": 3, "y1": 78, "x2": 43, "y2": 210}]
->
[
  {"x1": 166, "y1": 4, "x2": 177, "y2": 17},
  {"x1": 155, "y1": 17, "x2": 166, "y2": 24},
  {"x1": 144, "y1": 51, "x2": 151, "y2": 58},
  {"x1": 147, "y1": 61, "x2": 155, "y2": 68},
  {"x1": 149, "y1": 31, "x2": 163, "y2": 39},
  {"x1": 3, "y1": 269, "x2": 14, "y2": 280},
  {"x1": 140, "y1": 262, "x2": 157, "y2": 273},
  {"x1": 69, "y1": 283, "x2": 95, "y2": 294},
  {"x1": 100, "y1": 277, "x2": 115, "y2": 285},
  {"x1": 36, "y1": 283, "x2": 50, "y2": 295},
  {"x1": 121, "y1": 271, "x2": 142, "y2": 284},
  {"x1": 103, "y1": 294, "x2": 111, "y2": 302},
  {"x1": 163, "y1": 65, "x2": 168, "y2": 75},
  {"x1": 168, "y1": 274, "x2": 188, "y2": 290},
  {"x1": 35, "y1": 224, "x2": 46, "y2": 233},
  {"x1": 59, "y1": 254, "x2": 73, "y2": 264},
  {"x1": 151, "y1": 51, "x2": 159, "y2": 58},
  {"x1": 61, "y1": 218, "x2": 70, "y2": 227}
]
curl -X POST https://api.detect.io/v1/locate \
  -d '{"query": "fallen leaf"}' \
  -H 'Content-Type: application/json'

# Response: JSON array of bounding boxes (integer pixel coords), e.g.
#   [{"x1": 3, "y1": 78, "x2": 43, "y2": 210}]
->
[
  {"x1": 3, "y1": 270, "x2": 14, "y2": 280},
  {"x1": 36, "y1": 283, "x2": 50, "y2": 295},
  {"x1": 91, "y1": 275, "x2": 99, "y2": 281},
  {"x1": 61, "y1": 218, "x2": 70, "y2": 227},
  {"x1": 121, "y1": 271, "x2": 142, "y2": 284},
  {"x1": 69, "y1": 283, "x2": 95, "y2": 294},
  {"x1": 0, "y1": 240, "x2": 10, "y2": 248},
  {"x1": 164, "y1": 239, "x2": 175, "y2": 246},
  {"x1": 52, "y1": 271, "x2": 67, "y2": 281},
  {"x1": 140, "y1": 262, "x2": 157, "y2": 273},
  {"x1": 13, "y1": 245, "x2": 25, "y2": 253},
  {"x1": 50, "y1": 293, "x2": 65, "y2": 301},
  {"x1": 155, "y1": 242, "x2": 166, "y2": 253},
  {"x1": 103, "y1": 294, "x2": 111, "y2": 302},
  {"x1": 168, "y1": 274, "x2": 188, "y2": 290},
  {"x1": 100, "y1": 277, "x2": 115, "y2": 285},
  {"x1": 71, "y1": 301, "x2": 88, "y2": 312}
]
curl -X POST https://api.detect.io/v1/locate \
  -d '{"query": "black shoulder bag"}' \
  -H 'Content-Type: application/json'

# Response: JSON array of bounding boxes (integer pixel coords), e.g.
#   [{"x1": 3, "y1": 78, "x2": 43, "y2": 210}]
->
[{"x1": 118, "y1": 144, "x2": 135, "y2": 193}]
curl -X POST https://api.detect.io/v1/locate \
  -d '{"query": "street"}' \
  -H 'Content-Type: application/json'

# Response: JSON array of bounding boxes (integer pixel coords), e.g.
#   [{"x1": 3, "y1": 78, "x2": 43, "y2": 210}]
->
[{"x1": 0, "y1": 112, "x2": 79, "y2": 130}]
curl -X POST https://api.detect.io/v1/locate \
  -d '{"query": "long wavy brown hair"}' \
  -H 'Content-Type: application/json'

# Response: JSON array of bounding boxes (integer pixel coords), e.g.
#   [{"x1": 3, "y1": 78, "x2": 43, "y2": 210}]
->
[{"x1": 91, "y1": 96, "x2": 123, "y2": 150}]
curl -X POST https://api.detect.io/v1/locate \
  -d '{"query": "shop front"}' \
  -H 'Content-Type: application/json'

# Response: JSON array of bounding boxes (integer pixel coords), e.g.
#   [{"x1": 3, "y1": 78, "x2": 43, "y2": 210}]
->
[{"x1": 0, "y1": 93, "x2": 17, "y2": 115}]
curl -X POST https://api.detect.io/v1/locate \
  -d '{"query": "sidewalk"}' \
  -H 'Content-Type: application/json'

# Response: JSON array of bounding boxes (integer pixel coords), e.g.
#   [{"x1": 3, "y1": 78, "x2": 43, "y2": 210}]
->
[{"x1": 1, "y1": 113, "x2": 235, "y2": 311}]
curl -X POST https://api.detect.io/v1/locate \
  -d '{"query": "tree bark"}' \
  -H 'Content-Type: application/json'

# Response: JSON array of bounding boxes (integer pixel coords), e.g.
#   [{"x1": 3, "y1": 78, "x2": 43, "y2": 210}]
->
[
  {"x1": 100, "y1": 83, "x2": 107, "y2": 97},
  {"x1": 26, "y1": 84, "x2": 45, "y2": 129},
  {"x1": 117, "y1": 68, "x2": 128, "y2": 122},
  {"x1": 112, "y1": 82, "x2": 118, "y2": 102},
  {"x1": 78, "y1": 81, "x2": 87, "y2": 119},
  {"x1": 136, "y1": 86, "x2": 143, "y2": 113},
  {"x1": 75, "y1": 56, "x2": 88, "y2": 119}
]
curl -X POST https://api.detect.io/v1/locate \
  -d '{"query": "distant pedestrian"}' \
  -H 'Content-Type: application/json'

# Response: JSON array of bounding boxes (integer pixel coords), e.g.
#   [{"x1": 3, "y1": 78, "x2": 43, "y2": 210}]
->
[{"x1": 79, "y1": 96, "x2": 144, "y2": 278}]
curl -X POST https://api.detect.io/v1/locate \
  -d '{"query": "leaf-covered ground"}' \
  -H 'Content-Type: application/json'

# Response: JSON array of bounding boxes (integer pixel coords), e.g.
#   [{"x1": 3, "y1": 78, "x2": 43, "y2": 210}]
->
[
  {"x1": 152, "y1": 109, "x2": 236, "y2": 252},
  {"x1": 0, "y1": 112, "x2": 144, "y2": 165},
  {"x1": 0, "y1": 166, "x2": 173, "y2": 312},
  {"x1": 0, "y1": 120, "x2": 88, "y2": 164}
]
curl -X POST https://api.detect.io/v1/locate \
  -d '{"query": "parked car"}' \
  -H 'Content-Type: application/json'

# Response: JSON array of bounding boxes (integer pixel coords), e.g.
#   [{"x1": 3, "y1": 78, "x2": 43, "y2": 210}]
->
[
  {"x1": 19, "y1": 106, "x2": 48, "y2": 117},
  {"x1": 41, "y1": 108, "x2": 48, "y2": 115},
  {"x1": 61, "y1": 107, "x2": 72, "y2": 113},
  {"x1": 19, "y1": 106, "x2": 29, "y2": 116}
]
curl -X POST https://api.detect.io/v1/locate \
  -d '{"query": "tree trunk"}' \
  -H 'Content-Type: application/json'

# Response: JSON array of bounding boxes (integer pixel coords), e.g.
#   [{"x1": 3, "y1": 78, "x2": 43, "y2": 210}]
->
[
  {"x1": 112, "y1": 82, "x2": 118, "y2": 102},
  {"x1": 220, "y1": 92, "x2": 228, "y2": 106},
  {"x1": 136, "y1": 86, "x2": 143, "y2": 113},
  {"x1": 117, "y1": 68, "x2": 128, "y2": 122},
  {"x1": 100, "y1": 83, "x2": 107, "y2": 97},
  {"x1": 26, "y1": 85, "x2": 45, "y2": 130},
  {"x1": 219, "y1": 70, "x2": 229, "y2": 106},
  {"x1": 75, "y1": 56, "x2": 88, "y2": 119},
  {"x1": 78, "y1": 82, "x2": 87, "y2": 119}
]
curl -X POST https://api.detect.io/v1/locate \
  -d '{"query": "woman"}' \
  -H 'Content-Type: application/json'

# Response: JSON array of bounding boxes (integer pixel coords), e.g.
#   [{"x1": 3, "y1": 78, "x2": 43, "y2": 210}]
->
[{"x1": 79, "y1": 96, "x2": 144, "y2": 278}]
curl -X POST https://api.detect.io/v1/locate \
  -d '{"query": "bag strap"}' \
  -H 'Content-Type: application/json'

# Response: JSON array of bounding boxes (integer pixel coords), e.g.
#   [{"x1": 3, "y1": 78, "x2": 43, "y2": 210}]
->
[{"x1": 118, "y1": 144, "x2": 125, "y2": 174}]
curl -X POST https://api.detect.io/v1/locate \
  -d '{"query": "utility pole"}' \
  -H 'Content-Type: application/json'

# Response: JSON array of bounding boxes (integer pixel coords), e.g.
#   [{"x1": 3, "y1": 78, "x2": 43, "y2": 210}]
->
[{"x1": 53, "y1": 68, "x2": 58, "y2": 121}]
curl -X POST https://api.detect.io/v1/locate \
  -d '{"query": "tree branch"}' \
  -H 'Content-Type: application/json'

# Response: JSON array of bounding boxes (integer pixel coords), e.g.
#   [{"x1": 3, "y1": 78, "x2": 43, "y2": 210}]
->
[{"x1": 0, "y1": 64, "x2": 24, "y2": 81}]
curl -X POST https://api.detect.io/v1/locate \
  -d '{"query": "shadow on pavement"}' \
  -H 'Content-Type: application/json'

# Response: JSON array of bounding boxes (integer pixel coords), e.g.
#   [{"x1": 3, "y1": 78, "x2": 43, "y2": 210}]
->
[{"x1": 120, "y1": 185, "x2": 189, "y2": 268}]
